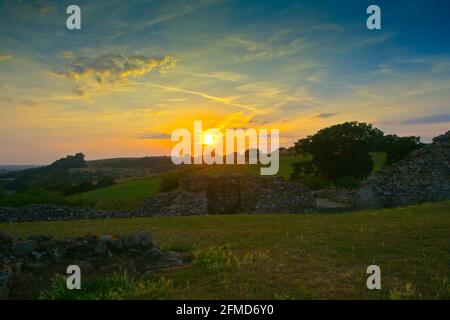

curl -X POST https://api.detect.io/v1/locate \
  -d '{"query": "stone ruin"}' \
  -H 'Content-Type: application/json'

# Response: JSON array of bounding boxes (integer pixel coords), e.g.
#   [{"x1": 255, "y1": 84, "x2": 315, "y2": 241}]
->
[
  {"x1": 134, "y1": 174, "x2": 317, "y2": 216},
  {"x1": 0, "y1": 230, "x2": 183, "y2": 299},
  {"x1": 355, "y1": 130, "x2": 450, "y2": 208}
]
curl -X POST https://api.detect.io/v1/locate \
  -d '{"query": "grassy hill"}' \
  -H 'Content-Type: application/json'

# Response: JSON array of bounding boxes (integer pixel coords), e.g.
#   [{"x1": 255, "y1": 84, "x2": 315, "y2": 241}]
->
[
  {"x1": 2, "y1": 201, "x2": 449, "y2": 299},
  {"x1": 68, "y1": 176, "x2": 162, "y2": 210},
  {"x1": 69, "y1": 154, "x2": 386, "y2": 210},
  {"x1": 68, "y1": 156, "x2": 305, "y2": 209}
]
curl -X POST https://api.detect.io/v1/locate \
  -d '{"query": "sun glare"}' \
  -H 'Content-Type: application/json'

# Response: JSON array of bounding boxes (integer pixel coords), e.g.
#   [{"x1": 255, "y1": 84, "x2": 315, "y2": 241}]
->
[{"x1": 203, "y1": 133, "x2": 216, "y2": 145}]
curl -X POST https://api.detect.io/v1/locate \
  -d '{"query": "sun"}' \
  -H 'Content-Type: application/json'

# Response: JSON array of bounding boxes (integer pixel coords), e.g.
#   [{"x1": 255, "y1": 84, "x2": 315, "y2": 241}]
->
[{"x1": 203, "y1": 133, "x2": 216, "y2": 145}]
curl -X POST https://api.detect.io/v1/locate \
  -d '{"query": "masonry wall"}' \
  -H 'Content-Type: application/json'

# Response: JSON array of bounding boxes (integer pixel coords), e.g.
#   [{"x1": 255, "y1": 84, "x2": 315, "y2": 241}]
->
[
  {"x1": 136, "y1": 174, "x2": 317, "y2": 215},
  {"x1": 356, "y1": 131, "x2": 450, "y2": 208}
]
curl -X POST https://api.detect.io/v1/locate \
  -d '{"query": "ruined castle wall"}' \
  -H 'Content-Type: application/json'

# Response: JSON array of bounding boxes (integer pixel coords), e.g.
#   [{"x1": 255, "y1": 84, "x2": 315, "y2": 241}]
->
[
  {"x1": 136, "y1": 174, "x2": 317, "y2": 215},
  {"x1": 356, "y1": 131, "x2": 450, "y2": 208}
]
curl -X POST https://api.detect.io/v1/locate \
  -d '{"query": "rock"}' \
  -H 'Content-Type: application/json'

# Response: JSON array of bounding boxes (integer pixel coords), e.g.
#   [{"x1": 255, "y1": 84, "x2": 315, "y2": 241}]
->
[
  {"x1": 94, "y1": 241, "x2": 108, "y2": 255},
  {"x1": 122, "y1": 259, "x2": 137, "y2": 274},
  {"x1": 27, "y1": 235, "x2": 52, "y2": 242},
  {"x1": 64, "y1": 242, "x2": 92, "y2": 257},
  {"x1": 136, "y1": 247, "x2": 164, "y2": 272},
  {"x1": 99, "y1": 235, "x2": 112, "y2": 242},
  {"x1": 11, "y1": 240, "x2": 38, "y2": 257},
  {"x1": 166, "y1": 251, "x2": 182, "y2": 260},
  {"x1": 109, "y1": 238, "x2": 123, "y2": 250},
  {"x1": 32, "y1": 251, "x2": 45, "y2": 260},
  {"x1": 98, "y1": 263, "x2": 121, "y2": 274},
  {"x1": 74, "y1": 260, "x2": 94, "y2": 274},
  {"x1": 0, "y1": 231, "x2": 183, "y2": 296},
  {"x1": 0, "y1": 204, "x2": 128, "y2": 224},
  {"x1": 134, "y1": 230, "x2": 153, "y2": 248},
  {"x1": 0, "y1": 267, "x2": 12, "y2": 299},
  {"x1": 122, "y1": 235, "x2": 136, "y2": 248},
  {"x1": 0, "y1": 244, "x2": 9, "y2": 259},
  {"x1": 0, "y1": 231, "x2": 11, "y2": 242}
]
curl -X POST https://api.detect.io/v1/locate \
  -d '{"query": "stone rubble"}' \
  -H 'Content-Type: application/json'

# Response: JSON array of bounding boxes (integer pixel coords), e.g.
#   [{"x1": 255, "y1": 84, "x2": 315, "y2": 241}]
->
[{"x1": 0, "y1": 230, "x2": 183, "y2": 299}]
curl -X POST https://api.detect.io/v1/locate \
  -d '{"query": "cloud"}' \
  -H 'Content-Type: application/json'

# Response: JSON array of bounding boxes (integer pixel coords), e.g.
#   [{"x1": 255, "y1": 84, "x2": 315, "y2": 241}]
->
[
  {"x1": 237, "y1": 82, "x2": 283, "y2": 98},
  {"x1": 139, "y1": 132, "x2": 171, "y2": 139},
  {"x1": 56, "y1": 53, "x2": 176, "y2": 94},
  {"x1": 144, "y1": 83, "x2": 264, "y2": 113},
  {"x1": 226, "y1": 32, "x2": 310, "y2": 61},
  {"x1": 403, "y1": 114, "x2": 450, "y2": 124},
  {"x1": 202, "y1": 71, "x2": 248, "y2": 82},
  {"x1": 6, "y1": 0, "x2": 54, "y2": 13},
  {"x1": 0, "y1": 53, "x2": 11, "y2": 61},
  {"x1": 316, "y1": 112, "x2": 337, "y2": 118}
]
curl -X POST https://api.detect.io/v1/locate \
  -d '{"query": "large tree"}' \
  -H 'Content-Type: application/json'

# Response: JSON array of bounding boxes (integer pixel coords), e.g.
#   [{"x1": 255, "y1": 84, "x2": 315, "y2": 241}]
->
[
  {"x1": 294, "y1": 122, "x2": 384, "y2": 182},
  {"x1": 380, "y1": 135, "x2": 424, "y2": 165}
]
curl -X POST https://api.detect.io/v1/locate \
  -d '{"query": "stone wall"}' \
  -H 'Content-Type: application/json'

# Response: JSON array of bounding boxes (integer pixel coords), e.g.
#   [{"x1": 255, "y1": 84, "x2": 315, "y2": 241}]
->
[
  {"x1": 356, "y1": 131, "x2": 450, "y2": 208},
  {"x1": 0, "y1": 204, "x2": 129, "y2": 223},
  {"x1": 135, "y1": 174, "x2": 317, "y2": 215}
]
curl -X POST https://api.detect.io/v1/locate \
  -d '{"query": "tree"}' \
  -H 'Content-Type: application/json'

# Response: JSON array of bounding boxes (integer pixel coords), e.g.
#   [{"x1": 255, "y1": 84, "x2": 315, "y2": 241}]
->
[
  {"x1": 381, "y1": 135, "x2": 424, "y2": 165},
  {"x1": 51, "y1": 153, "x2": 86, "y2": 169},
  {"x1": 294, "y1": 122, "x2": 384, "y2": 182}
]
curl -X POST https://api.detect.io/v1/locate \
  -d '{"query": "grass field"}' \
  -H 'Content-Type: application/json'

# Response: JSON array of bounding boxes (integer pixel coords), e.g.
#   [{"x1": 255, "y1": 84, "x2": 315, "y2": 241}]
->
[
  {"x1": 199, "y1": 155, "x2": 306, "y2": 179},
  {"x1": 2, "y1": 201, "x2": 449, "y2": 299},
  {"x1": 68, "y1": 176, "x2": 161, "y2": 210}
]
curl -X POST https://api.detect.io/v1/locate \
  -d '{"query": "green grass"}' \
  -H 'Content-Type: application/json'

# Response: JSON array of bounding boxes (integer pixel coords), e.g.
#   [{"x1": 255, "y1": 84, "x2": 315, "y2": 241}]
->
[
  {"x1": 199, "y1": 155, "x2": 308, "y2": 180},
  {"x1": 2, "y1": 201, "x2": 449, "y2": 300},
  {"x1": 68, "y1": 176, "x2": 161, "y2": 210}
]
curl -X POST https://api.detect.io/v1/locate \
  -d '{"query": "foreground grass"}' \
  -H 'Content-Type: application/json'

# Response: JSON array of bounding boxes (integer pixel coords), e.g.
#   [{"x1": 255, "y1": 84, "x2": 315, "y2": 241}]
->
[{"x1": 1, "y1": 201, "x2": 449, "y2": 299}]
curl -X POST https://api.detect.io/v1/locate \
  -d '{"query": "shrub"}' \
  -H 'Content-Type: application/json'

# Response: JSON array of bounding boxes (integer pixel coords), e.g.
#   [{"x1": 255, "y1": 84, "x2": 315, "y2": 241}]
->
[
  {"x1": 335, "y1": 176, "x2": 361, "y2": 189},
  {"x1": 297, "y1": 174, "x2": 331, "y2": 190},
  {"x1": 159, "y1": 173, "x2": 182, "y2": 192}
]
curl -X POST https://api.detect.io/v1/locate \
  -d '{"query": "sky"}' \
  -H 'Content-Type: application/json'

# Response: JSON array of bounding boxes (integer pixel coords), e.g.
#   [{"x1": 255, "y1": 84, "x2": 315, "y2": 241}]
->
[{"x1": 0, "y1": 0, "x2": 449, "y2": 164}]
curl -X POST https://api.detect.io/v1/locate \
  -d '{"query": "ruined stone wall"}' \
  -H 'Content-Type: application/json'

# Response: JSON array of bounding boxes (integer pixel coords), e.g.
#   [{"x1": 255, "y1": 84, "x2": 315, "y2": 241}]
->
[
  {"x1": 356, "y1": 131, "x2": 450, "y2": 208},
  {"x1": 136, "y1": 174, "x2": 317, "y2": 215}
]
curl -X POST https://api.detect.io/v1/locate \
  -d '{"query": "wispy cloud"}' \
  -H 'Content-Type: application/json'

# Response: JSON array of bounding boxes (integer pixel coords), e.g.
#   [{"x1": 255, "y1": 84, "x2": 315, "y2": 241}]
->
[
  {"x1": 316, "y1": 112, "x2": 337, "y2": 118},
  {"x1": 404, "y1": 114, "x2": 450, "y2": 124},
  {"x1": 196, "y1": 71, "x2": 249, "y2": 82},
  {"x1": 139, "y1": 131, "x2": 171, "y2": 139},
  {"x1": 144, "y1": 83, "x2": 266, "y2": 114}
]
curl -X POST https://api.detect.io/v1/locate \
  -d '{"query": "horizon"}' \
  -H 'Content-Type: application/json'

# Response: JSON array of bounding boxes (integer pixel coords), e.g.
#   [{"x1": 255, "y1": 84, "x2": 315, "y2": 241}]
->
[{"x1": 1, "y1": 0, "x2": 450, "y2": 165}]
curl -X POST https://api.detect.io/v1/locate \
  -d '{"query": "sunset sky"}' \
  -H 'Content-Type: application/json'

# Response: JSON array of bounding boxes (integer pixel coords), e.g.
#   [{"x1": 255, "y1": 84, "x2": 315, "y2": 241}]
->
[{"x1": 1, "y1": 0, "x2": 450, "y2": 164}]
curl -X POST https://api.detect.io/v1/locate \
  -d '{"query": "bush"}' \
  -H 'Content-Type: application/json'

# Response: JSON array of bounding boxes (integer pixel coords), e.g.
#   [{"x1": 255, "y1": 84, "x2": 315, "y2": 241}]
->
[
  {"x1": 159, "y1": 173, "x2": 183, "y2": 192},
  {"x1": 381, "y1": 135, "x2": 424, "y2": 165},
  {"x1": 335, "y1": 176, "x2": 361, "y2": 189},
  {"x1": 297, "y1": 174, "x2": 331, "y2": 190}
]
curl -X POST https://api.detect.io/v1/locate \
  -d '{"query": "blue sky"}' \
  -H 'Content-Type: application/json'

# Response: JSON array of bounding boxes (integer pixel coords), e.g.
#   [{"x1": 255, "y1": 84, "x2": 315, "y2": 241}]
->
[{"x1": 0, "y1": 0, "x2": 449, "y2": 164}]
